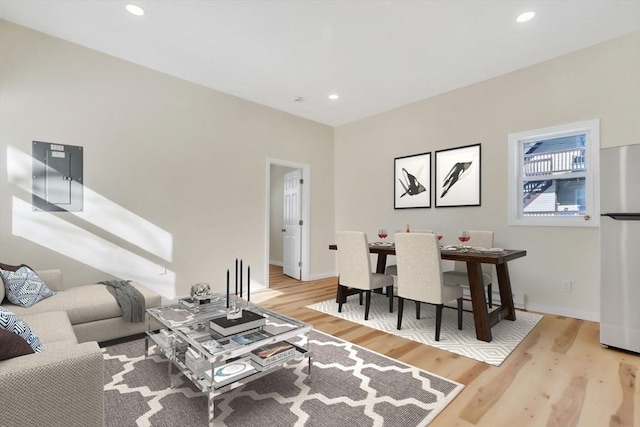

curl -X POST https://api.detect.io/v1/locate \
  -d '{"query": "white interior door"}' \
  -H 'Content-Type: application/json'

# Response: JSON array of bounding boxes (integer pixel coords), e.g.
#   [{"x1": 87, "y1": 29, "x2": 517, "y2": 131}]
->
[{"x1": 283, "y1": 169, "x2": 302, "y2": 279}]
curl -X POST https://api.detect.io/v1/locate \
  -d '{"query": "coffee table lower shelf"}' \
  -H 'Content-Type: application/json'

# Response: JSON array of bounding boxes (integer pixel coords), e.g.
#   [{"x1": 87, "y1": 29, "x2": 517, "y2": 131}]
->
[{"x1": 146, "y1": 332, "x2": 313, "y2": 426}]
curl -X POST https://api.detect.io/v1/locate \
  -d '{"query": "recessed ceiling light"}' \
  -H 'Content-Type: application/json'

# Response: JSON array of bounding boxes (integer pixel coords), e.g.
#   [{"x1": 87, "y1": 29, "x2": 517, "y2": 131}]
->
[
  {"x1": 516, "y1": 11, "x2": 535, "y2": 23},
  {"x1": 328, "y1": 94, "x2": 340, "y2": 100},
  {"x1": 294, "y1": 96, "x2": 304, "y2": 103},
  {"x1": 126, "y1": 4, "x2": 145, "y2": 16}
]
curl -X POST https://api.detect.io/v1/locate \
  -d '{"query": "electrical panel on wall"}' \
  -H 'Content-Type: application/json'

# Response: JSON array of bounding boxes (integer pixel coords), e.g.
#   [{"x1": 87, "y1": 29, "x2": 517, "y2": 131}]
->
[{"x1": 32, "y1": 141, "x2": 83, "y2": 212}]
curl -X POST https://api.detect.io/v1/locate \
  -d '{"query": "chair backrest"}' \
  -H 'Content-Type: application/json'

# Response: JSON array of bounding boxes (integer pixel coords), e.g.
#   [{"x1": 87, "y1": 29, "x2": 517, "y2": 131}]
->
[
  {"x1": 336, "y1": 231, "x2": 373, "y2": 290},
  {"x1": 395, "y1": 232, "x2": 444, "y2": 304},
  {"x1": 454, "y1": 230, "x2": 494, "y2": 274}
]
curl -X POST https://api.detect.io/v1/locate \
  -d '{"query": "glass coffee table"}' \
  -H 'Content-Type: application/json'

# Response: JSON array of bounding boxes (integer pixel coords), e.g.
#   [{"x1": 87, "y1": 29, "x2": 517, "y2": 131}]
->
[{"x1": 146, "y1": 294, "x2": 312, "y2": 426}]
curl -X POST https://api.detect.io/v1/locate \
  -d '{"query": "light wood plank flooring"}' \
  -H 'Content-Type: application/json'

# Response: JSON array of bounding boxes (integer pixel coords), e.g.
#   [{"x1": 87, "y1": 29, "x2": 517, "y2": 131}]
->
[{"x1": 256, "y1": 265, "x2": 639, "y2": 427}]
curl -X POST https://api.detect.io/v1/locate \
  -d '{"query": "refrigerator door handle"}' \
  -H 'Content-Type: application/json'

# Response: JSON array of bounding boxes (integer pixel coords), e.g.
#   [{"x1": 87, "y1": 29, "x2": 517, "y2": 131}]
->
[{"x1": 601, "y1": 213, "x2": 640, "y2": 221}]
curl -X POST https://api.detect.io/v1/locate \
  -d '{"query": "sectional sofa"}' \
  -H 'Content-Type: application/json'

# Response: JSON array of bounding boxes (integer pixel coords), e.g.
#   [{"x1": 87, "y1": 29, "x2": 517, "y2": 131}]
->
[{"x1": 0, "y1": 269, "x2": 162, "y2": 427}]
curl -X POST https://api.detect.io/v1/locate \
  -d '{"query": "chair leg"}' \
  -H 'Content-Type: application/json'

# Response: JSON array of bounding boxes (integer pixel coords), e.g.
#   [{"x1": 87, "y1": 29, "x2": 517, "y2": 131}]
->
[
  {"x1": 364, "y1": 290, "x2": 372, "y2": 320},
  {"x1": 397, "y1": 297, "x2": 404, "y2": 330},
  {"x1": 387, "y1": 285, "x2": 394, "y2": 313},
  {"x1": 359, "y1": 291, "x2": 363, "y2": 305},
  {"x1": 457, "y1": 297, "x2": 463, "y2": 330},
  {"x1": 487, "y1": 284, "x2": 493, "y2": 308},
  {"x1": 435, "y1": 304, "x2": 443, "y2": 341},
  {"x1": 415, "y1": 301, "x2": 421, "y2": 319}
]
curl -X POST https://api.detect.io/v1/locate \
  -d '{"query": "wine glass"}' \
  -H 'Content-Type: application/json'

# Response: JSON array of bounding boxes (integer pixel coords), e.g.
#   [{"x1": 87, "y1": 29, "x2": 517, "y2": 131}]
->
[
  {"x1": 435, "y1": 230, "x2": 443, "y2": 241},
  {"x1": 458, "y1": 230, "x2": 470, "y2": 251},
  {"x1": 377, "y1": 228, "x2": 388, "y2": 244}
]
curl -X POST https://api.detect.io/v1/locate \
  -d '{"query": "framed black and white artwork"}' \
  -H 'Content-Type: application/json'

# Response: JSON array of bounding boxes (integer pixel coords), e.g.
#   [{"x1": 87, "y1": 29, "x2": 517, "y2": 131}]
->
[
  {"x1": 394, "y1": 152, "x2": 431, "y2": 209},
  {"x1": 435, "y1": 144, "x2": 481, "y2": 207}
]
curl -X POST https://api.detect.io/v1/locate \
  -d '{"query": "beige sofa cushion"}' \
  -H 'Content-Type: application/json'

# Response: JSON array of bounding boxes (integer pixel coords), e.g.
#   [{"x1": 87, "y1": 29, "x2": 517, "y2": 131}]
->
[
  {"x1": 22, "y1": 311, "x2": 77, "y2": 346},
  {"x1": 5, "y1": 282, "x2": 160, "y2": 326}
]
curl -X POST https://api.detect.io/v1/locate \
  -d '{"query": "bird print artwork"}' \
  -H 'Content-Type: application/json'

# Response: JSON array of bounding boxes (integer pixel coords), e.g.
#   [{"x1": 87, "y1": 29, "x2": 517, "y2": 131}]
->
[
  {"x1": 441, "y1": 161, "x2": 472, "y2": 198},
  {"x1": 399, "y1": 167, "x2": 426, "y2": 198}
]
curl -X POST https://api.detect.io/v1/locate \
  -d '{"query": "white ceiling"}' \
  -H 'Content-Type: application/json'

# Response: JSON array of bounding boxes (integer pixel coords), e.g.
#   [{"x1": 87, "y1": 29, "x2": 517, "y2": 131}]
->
[{"x1": 1, "y1": 1, "x2": 639, "y2": 126}]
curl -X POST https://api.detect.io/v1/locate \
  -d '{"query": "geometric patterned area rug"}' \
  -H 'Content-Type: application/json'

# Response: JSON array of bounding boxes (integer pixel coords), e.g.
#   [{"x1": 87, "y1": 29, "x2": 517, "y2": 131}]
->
[
  {"x1": 306, "y1": 293, "x2": 543, "y2": 366},
  {"x1": 102, "y1": 329, "x2": 463, "y2": 426}
]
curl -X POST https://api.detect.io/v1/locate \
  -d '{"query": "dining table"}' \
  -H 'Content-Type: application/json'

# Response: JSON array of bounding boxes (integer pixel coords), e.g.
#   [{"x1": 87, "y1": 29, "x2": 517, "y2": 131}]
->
[{"x1": 329, "y1": 242, "x2": 527, "y2": 342}]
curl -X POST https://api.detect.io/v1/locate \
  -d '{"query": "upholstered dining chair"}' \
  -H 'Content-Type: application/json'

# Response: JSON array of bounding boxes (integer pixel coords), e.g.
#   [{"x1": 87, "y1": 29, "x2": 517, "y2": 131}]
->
[
  {"x1": 336, "y1": 231, "x2": 394, "y2": 320},
  {"x1": 442, "y1": 230, "x2": 495, "y2": 308},
  {"x1": 384, "y1": 230, "x2": 433, "y2": 277},
  {"x1": 394, "y1": 232, "x2": 463, "y2": 341}
]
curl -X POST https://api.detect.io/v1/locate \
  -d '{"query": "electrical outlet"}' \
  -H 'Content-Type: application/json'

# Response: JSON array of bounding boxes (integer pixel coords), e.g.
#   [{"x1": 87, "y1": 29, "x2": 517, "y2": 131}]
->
[
  {"x1": 561, "y1": 280, "x2": 572, "y2": 292},
  {"x1": 157, "y1": 264, "x2": 167, "y2": 275}
]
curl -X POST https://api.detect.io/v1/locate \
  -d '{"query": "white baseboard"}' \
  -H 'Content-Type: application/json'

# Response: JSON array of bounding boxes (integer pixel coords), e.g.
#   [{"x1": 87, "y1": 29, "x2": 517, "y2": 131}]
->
[
  {"x1": 479, "y1": 292, "x2": 597, "y2": 321},
  {"x1": 524, "y1": 303, "x2": 599, "y2": 322},
  {"x1": 269, "y1": 261, "x2": 284, "y2": 267},
  {"x1": 308, "y1": 272, "x2": 338, "y2": 281}
]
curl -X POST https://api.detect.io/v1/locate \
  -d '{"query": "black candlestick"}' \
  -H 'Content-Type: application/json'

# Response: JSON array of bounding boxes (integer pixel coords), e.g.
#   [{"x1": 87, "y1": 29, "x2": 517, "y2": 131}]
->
[
  {"x1": 240, "y1": 259, "x2": 243, "y2": 298},
  {"x1": 247, "y1": 266, "x2": 250, "y2": 302},
  {"x1": 235, "y1": 258, "x2": 238, "y2": 296},
  {"x1": 226, "y1": 269, "x2": 230, "y2": 308}
]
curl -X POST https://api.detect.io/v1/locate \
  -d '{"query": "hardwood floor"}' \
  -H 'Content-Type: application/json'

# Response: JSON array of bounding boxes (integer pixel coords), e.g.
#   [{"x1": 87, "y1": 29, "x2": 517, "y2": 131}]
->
[{"x1": 258, "y1": 265, "x2": 639, "y2": 427}]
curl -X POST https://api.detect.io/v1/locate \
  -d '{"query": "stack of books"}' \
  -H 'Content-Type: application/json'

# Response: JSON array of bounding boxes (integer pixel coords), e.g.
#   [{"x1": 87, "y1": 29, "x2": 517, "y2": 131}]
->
[
  {"x1": 153, "y1": 329, "x2": 173, "y2": 350},
  {"x1": 205, "y1": 359, "x2": 256, "y2": 387},
  {"x1": 231, "y1": 329, "x2": 273, "y2": 346},
  {"x1": 209, "y1": 310, "x2": 266, "y2": 336},
  {"x1": 185, "y1": 347, "x2": 209, "y2": 375},
  {"x1": 250, "y1": 341, "x2": 296, "y2": 368},
  {"x1": 174, "y1": 337, "x2": 188, "y2": 355}
]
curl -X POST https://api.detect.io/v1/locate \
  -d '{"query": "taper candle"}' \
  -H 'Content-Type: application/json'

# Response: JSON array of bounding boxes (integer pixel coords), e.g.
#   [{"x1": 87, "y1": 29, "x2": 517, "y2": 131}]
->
[
  {"x1": 226, "y1": 269, "x2": 230, "y2": 308},
  {"x1": 235, "y1": 258, "x2": 238, "y2": 296},
  {"x1": 240, "y1": 259, "x2": 243, "y2": 298},
  {"x1": 247, "y1": 266, "x2": 251, "y2": 302}
]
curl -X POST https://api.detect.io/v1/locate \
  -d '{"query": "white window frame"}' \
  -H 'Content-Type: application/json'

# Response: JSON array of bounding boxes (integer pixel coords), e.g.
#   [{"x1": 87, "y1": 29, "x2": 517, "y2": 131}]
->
[{"x1": 508, "y1": 119, "x2": 600, "y2": 227}]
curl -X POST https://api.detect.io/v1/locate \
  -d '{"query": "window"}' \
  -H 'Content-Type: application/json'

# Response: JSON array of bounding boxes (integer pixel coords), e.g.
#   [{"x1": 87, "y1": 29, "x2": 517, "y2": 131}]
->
[{"x1": 508, "y1": 119, "x2": 599, "y2": 227}]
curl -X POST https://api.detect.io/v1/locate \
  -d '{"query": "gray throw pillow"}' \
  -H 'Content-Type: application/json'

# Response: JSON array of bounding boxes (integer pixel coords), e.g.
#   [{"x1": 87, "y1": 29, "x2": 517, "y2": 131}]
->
[
  {"x1": 0, "y1": 262, "x2": 25, "y2": 303},
  {"x1": 0, "y1": 306, "x2": 43, "y2": 353},
  {"x1": 0, "y1": 265, "x2": 56, "y2": 307}
]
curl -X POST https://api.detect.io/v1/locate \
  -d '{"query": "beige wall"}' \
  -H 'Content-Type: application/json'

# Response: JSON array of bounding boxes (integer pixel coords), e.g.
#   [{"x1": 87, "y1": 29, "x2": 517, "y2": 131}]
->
[
  {"x1": 2, "y1": 18, "x2": 637, "y2": 319},
  {"x1": 0, "y1": 20, "x2": 336, "y2": 297},
  {"x1": 335, "y1": 32, "x2": 640, "y2": 321}
]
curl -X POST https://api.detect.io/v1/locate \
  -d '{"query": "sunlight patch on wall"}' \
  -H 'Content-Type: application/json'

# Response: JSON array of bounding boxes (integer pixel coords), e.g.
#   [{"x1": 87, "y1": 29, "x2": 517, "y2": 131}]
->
[
  {"x1": 12, "y1": 196, "x2": 176, "y2": 297},
  {"x1": 7, "y1": 144, "x2": 173, "y2": 261}
]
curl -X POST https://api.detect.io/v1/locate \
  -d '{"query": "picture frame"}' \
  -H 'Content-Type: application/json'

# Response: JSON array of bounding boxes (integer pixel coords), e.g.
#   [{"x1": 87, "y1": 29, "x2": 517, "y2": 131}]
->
[
  {"x1": 435, "y1": 144, "x2": 481, "y2": 207},
  {"x1": 394, "y1": 152, "x2": 431, "y2": 209}
]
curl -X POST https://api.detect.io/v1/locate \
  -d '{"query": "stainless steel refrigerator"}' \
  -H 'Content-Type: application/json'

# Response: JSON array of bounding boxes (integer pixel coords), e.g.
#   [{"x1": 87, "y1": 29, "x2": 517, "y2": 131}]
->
[{"x1": 600, "y1": 143, "x2": 640, "y2": 353}]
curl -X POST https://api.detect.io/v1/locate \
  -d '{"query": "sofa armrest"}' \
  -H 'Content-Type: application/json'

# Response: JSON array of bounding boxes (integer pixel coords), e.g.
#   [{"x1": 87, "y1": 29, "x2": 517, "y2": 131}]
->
[
  {"x1": 35, "y1": 269, "x2": 65, "y2": 292},
  {"x1": 0, "y1": 341, "x2": 104, "y2": 427}
]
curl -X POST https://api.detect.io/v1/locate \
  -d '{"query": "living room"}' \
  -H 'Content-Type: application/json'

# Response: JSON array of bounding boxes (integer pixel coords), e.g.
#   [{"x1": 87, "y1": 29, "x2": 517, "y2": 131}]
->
[{"x1": 1, "y1": 2, "x2": 638, "y2": 426}]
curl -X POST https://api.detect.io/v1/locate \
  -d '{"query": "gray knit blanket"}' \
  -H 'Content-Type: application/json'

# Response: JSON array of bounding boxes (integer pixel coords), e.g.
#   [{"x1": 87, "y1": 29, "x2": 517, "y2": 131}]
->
[{"x1": 98, "y1": 280, "x2": 145, "y2": 323}]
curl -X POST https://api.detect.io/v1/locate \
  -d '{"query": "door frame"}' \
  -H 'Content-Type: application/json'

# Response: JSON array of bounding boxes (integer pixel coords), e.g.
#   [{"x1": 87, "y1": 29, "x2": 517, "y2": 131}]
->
[{"x1": 265, "y1": 157, "x2": 311, "y2": 286}]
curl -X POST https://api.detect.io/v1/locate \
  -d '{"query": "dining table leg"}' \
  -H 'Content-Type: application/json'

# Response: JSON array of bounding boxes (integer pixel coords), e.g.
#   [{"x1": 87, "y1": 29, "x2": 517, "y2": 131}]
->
[
  {"x1": 466, "y1": 261, "x2": 492, "y2": 342},
  {"x1": 496, "y1": 263, "x2": 517, "y2": 321},
  {"x1": 375, "y1": 253, "x2": 388, "y2": 274}
]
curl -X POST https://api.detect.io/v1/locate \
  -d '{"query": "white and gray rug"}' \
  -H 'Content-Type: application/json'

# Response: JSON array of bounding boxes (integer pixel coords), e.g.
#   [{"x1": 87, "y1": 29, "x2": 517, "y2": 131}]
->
[
  {"x1": 102, "y1": 329, "x2": 463, "y2": 426},
  {"x1": 307, "y1": 293, "x2": 543, "y2": 366}
]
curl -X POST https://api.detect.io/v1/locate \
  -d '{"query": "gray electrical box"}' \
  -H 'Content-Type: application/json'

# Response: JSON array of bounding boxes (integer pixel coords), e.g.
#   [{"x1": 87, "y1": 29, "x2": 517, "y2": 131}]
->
[{"x1": 32, "y1": 141, "x2": 83, "y2": 212}]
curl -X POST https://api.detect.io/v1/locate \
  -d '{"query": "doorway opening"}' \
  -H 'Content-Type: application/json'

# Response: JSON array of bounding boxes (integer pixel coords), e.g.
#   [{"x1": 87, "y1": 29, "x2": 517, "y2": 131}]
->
[{"x1": 265, "y1": 158, "x2": 310, "y2": 287}]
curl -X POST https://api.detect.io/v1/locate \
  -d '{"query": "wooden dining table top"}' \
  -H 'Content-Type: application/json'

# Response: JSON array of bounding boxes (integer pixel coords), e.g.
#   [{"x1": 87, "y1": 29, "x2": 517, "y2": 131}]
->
[{"x1": 328, "y1": 243, "x2": 527, "y2": 264}]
